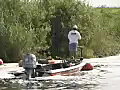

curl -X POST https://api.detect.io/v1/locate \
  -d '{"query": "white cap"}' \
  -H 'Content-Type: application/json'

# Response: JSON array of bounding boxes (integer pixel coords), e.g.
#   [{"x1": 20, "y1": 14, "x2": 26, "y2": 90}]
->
[{"x1": 73, "y1": 25, "x2": 78, "y2": 29}]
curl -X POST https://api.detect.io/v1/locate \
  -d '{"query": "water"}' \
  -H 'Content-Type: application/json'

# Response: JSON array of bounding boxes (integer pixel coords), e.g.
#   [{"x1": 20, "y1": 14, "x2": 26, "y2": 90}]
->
[{"x1": 1, "y1": 55, "x2": 120, "y2": 90}]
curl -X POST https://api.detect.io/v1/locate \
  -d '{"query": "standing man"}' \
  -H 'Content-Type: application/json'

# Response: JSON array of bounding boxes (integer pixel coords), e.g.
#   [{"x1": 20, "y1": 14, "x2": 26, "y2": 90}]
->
[
  {"x1": 22, "y1": 53, "x2": 37, "y2": 80},
  {"x1": 68, "y1": 25, "x2": 81, "y2": 59}
]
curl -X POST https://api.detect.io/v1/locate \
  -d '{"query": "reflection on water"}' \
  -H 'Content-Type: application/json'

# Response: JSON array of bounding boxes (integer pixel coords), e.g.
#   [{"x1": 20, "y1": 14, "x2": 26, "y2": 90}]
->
[
  {"x1": 0, "y1": 78, "x2": 100, "y2": 90},
  {"x1": 1, "y1": 55, "x2": 120, "y2": 90},
  {"x1": 0, "y1": 66, "x2": 104, "y2": 90}
]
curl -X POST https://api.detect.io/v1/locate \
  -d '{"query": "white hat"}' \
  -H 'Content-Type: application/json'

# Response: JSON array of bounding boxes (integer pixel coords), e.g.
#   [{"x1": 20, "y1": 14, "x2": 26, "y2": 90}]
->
[{"x1": 73, "y1": 25, "x2": 78, "y2": 29}]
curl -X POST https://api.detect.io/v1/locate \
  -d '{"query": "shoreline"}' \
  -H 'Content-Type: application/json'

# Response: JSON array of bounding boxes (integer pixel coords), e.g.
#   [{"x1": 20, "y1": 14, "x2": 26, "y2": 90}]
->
[{"x1": 0, "y1": 63, "x2": 24, "y2": 79}]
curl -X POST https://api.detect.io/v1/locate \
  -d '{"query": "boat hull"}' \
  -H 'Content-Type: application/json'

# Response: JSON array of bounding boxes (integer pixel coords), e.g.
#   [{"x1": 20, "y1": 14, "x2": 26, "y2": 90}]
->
[
  {"x1": 46, "y1": 62, "x2": 86, "y2": 76},
  {"x1": 12, "y1": 62, "x2": 86, "y2": 78}
]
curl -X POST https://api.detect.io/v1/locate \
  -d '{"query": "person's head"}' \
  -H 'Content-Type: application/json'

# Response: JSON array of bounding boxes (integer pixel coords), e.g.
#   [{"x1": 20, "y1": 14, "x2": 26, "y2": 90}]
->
[{"x1": 73, "y1": 25, "x2": 78, "y2": 30}]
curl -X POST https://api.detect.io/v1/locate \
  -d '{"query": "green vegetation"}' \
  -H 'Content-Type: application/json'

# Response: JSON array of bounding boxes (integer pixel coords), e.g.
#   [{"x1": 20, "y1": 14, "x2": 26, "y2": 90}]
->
[{"x1": 0, "y1": 0, "x2": 120, "y2": 62}]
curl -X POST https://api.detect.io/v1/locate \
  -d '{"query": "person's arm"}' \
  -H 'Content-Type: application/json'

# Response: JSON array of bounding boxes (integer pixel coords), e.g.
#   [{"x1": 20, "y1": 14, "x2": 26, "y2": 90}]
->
[
  {"x1": 68, "y1": 31, "x2": 70, "y2": 40},
  {"x1": 77, "y1": 32, "x2": 81, "y2": 40},
  {"x1": 32, "y1": 54, "x2": 37, "y2": 62}
]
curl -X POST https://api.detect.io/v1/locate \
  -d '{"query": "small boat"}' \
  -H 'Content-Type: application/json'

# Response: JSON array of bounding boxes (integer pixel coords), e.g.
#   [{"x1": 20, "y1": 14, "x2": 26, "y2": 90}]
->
[
  {"x1": 13, "y1": 58, "x2": 86, "y2": 78},
  {"x1": 35, "y1": 59, "x2": 86, "y2": 77},
  {"x1": 12, "y1": 58, "x2": 93, "y2": 80}
]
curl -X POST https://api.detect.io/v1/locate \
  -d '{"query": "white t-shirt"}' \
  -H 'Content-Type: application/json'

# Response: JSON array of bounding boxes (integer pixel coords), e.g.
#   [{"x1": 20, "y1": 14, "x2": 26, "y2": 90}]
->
[{"x1": 68, "y1": 30, "x2": 81, "y2": 44}]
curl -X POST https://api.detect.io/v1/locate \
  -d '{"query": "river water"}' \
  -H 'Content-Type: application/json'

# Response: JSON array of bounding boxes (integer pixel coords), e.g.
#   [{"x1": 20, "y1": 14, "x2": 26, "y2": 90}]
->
[{"x1": 0, "y1": 55, "x2": 120, "y2": 90}]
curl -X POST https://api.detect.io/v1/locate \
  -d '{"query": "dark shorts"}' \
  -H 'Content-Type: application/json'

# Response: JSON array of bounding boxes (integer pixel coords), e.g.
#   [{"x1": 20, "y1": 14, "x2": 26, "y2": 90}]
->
[{"x1": 69, "y1": 43, "x2": 78, "y2": 51}]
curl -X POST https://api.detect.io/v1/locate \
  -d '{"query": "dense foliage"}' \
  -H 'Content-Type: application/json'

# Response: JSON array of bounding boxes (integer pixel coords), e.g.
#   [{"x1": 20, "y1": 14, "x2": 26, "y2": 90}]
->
[{"x1": 0, "y1": 0, "x2": 120, "y2": 62}]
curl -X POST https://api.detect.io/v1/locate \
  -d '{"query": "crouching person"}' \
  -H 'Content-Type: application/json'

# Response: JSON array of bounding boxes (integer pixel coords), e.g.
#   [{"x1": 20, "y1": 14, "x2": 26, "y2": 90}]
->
[{"x1": 23, "y1": 53, "x2": 37, "y2": 80}]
